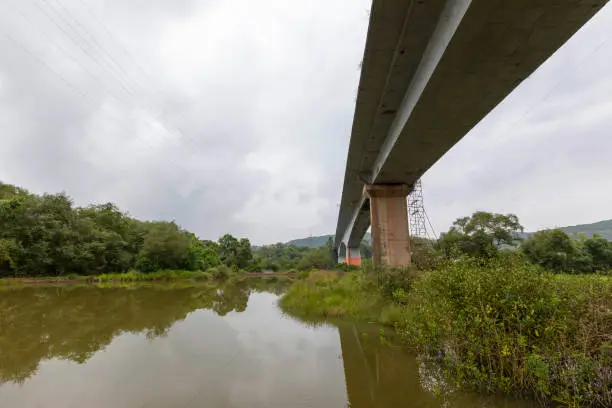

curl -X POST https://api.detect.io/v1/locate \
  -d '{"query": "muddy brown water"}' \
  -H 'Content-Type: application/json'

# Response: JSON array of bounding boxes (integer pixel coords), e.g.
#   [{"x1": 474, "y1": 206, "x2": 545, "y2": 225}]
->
[{"x1": 0, "y1": 282, "x2": 536, "y2": 408}]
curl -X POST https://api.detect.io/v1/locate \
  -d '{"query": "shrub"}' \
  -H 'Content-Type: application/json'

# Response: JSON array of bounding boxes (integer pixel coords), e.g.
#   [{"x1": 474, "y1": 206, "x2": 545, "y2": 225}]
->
[
  {"x1": 280, "y1": 271, "x2": 391, "y2": 322},
  {"x1": 335, "y1": 263, "x2": 359, "y2": 272},
  {"x1": 397, "y1": 257, "x2": 612, "y2": 405},
  {"x1": 362, "y1": 262, "x2": 421, "y2": 301},
  {"x1": 193, "y1": 272, "x2": 211, "y2": 281},
  {"x1": 208, "y1": 265, "x2": 231, "y2": 280}
]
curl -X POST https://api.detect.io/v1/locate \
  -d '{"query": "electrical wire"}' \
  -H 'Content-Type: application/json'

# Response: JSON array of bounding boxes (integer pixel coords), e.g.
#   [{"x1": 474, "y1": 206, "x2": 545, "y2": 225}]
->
[
  {"x1": 0, "y1": 33, "x2": 189, "y2": 172},
  {"x1": 11, "y1": 0, "x2": 210, "y2": 157}
]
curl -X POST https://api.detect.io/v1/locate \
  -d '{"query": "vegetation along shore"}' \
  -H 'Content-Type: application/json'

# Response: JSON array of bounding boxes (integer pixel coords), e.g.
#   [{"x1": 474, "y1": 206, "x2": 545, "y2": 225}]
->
[
  {"x1": 3, "y1": 181, "x2": 611, "y2": 406},
  {"x1": 281, "y1": 212, "x2": 612, "y2": 407}
]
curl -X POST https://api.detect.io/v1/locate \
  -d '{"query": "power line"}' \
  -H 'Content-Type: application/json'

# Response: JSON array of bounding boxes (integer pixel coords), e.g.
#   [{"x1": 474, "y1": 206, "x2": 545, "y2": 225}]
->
[
  {"x1": 46, "y1": 0, "x2": 209, "y2": 155},
  {"x1": 0, "y1": 33, "x2": 189, "y2": 172},
  {"x1": 75, "y1": 0, "x2": 156, "y2": 95},
  {"x1": 22, "y1": 0, "x2": 209, "y2": 156},
  {"x1": 487, "y1": 18, "x2": 612, "y2": 144},
  {"x1": 4, "y1": 0, "x2": 231, "y2": 179},
  {"x1": 4, "y1": 1, "x2": 128, "y2": 104},
  {"x1": 34, "y1": 0, "x2": 136, "y2": 99},
  {"x1": 3, "y1": 33, "x2": 89, "y2": 100},
  {"x1": 53, "y1": 0, "x2": 134, "y2": 82}
]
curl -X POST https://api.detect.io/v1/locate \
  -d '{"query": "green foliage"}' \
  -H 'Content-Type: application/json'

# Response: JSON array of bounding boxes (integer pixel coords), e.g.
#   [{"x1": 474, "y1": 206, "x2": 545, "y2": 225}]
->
[
  {"x1": 0, "y1": 183, "x2": 30, "y2": 199},
  {"x1": 0, "y1": 182, "x2": 256, "y2": 277},
  {"x1": 279, "y1": 271, "x2": 388, "y2": 321},
  {"x1": 522, "y1": 229, "x2": 612, "y2": 274},
  {"x1": 94, "y1": 270, "x2": 207, "y2": 283},
  {"x1": 255, "y1": 237, "x2": 338, "y2": 272},
  {"x1": 281, "y1": 259, "x2": 612, "y2": 406},
  {"x1": 136, "y1": 221, "x2": 192, "y2": 272},
  {"x1": 437, "y1": 212, "x2": 612, "y2": 275},
  {"x1": 218, "y1": 234, "x2": 254, "y2": 269},
  {"x1": 409, "y1": 237, "x2": 441, "y2": 270},
  {"x1": 363, "y1": 262, "x2": 421, "y2": 301},
  {"x1": 439, "y1": 211, "x2": 523, "y2": 258},
  {"x1": 207, "y1": 265, "x2": 231, "y2": 280},
  {"x1": 398, "y1": 257, "x2": 611, "y2": 406}
]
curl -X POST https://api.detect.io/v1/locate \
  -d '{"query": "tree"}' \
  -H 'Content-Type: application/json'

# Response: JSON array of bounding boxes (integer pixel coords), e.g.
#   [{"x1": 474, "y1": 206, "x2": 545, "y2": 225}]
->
[
  {"x1": 582, "y1": 234, "x2": 612, "y2": 272},
  {"x1": 0, "y1": 181, "x2": 264, "y2": 277},
  {"x1": 410, "y1": 237, "x2": 440, "y2": 270},
  {"x1": 359, "y1": 240, "x2": 372, "y2": 259},
  {"x1": 0, "y1": 182, "x2": 30, "y2": 200},
  {"x1": 135, "y1": 222, "x2": 192, "y2": 272},
  {"x1": 236, "y1": 238, "x2": 254, "y2": 269},
  {"x1": 440, "y1": 211, "x2": 523, "y2": 258},
  {"x1": 196, "y1": 240, "x2": 222, "y2": 270},
  {"x1": 521, "y1": 229, "x2": 577, "y2": 272},
  {"x1": 218, "y1": 234, "x2": 239, "y2": 267}
]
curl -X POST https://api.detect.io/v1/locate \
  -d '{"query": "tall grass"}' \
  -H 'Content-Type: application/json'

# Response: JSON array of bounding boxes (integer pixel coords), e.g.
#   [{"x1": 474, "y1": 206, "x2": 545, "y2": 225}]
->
[
  {"x1": 94, "y1": 270, "x2": 211, "y2": 282},
  {"x1": 279, "y1": 270, "x2": 403, "y2": 324}
]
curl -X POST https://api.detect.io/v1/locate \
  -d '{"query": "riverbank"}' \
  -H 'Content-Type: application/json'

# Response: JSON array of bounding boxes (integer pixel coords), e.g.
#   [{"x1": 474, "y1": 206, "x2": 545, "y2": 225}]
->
[
  {"x1": 279, "y1": 259, "x2": 612, "y2": 407},
  {"x1": 0, "y1": 270, "x2": 300, "y2": 287}
]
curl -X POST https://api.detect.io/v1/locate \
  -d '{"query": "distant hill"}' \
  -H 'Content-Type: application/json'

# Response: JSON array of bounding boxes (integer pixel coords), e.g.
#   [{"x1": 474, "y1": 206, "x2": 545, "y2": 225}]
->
[
  {"x1": 286, "y1": 219, "x2": 612, "y2": 248},
  {"x1": 524, "y1": 219, "x2": 612, "y2": 241},
  {"x1": 287, "y1": 233, "x2": 371, "y2": 248}
]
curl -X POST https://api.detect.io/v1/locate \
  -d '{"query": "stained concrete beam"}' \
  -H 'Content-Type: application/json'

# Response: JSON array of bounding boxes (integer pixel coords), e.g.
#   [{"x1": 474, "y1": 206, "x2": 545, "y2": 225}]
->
[{"x1": 335, "y1": 0, "x2": 608, "y2": 249}]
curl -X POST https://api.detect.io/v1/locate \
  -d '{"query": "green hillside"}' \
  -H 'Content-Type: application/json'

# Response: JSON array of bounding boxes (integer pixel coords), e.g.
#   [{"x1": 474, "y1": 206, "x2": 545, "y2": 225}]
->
[
  {"x1": 287, "y1": 219, "x2": 612, "y2": 248},
  {"x1": 540, "y1": 219, "x2": 612, "y2": 241},
  {"x1": 287, "y1": 233, "x2": 371, "y2": 248}
]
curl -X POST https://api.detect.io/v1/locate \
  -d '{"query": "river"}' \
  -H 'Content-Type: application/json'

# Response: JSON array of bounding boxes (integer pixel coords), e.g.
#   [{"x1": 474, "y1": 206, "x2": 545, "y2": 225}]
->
[{"x1": 0, "y1": 281, "x2": 536, "y2": 408}]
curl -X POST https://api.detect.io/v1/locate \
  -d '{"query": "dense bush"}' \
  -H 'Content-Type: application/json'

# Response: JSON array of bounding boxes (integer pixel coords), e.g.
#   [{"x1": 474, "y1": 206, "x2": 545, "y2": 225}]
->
[
  {"x1": 207, "y1": 265, "x2": 231, "y2": 280},
  {"x1": 438, "y1": 211, "x2": 612, "y2": 275},
  {"x1": 522, "y1": 230, "x2": 612, "y2": 274},
  {"x1": 397, "y1": 256, "x2": 612, "y2": 406},
  {"x1": 362, "y1": 261, "x2": 421, "y2": 301},
  {"x1": 255, "y1": 240, "x2": 337, "y2": 272}
]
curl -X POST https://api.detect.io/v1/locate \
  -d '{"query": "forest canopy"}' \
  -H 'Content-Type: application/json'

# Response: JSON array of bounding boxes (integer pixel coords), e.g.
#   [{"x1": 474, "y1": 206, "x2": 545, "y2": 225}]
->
[{"x1": 0, "y1": 182, "x2": 347, "y2": 277}]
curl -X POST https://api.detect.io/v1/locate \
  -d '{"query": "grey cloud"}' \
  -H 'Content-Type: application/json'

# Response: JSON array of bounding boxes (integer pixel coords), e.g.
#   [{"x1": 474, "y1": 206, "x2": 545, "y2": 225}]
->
[
  {"x1": 423, "y1": 3, "x2": 612, "y2": 235},
  {"x1": 0, "y1": 0, "x2": 370, "y2": 244},
  {"x1": 2, "y1": 0, "x2": 611, "y2": 244}
]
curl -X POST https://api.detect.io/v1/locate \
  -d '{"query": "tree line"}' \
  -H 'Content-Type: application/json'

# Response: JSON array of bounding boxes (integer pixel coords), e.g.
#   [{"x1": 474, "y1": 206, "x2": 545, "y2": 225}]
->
[
  {"x1": 4, "y1": 182, "x2": 607, "y2": 277},
  {"x1": 434, "y1": 210, "x2": 612, "y2": 274},
  {"x1": 0, "y1": 182, "x2": 356, "y2": 277},
  {"x1": 0, "y1": 182, "x2": 262, "y2": 277}
]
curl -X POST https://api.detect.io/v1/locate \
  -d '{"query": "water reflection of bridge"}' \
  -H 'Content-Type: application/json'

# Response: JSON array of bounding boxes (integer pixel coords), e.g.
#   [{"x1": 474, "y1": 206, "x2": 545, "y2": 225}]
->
[
  {"x1": 337, "y1": 323, "x2": 536, "y2": 408},
  {"x1": 338, "y1": 323, "x2": 439, "y2": 407}
]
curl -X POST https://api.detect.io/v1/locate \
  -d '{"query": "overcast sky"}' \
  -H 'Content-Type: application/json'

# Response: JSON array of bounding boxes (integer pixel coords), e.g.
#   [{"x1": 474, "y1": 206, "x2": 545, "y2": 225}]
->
[{"x1": 1, "y1": 0, "x2": 611, "y2": 245}]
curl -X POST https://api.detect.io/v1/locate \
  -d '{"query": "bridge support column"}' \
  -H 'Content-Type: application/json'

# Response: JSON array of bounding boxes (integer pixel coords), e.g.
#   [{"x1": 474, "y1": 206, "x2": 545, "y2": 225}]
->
[
  {"x1": 345, "y1": 247, "x2": 361, "y2": 267},
  {"x1": 365, "y1": 184, "x2": 411, "y2": 267}
]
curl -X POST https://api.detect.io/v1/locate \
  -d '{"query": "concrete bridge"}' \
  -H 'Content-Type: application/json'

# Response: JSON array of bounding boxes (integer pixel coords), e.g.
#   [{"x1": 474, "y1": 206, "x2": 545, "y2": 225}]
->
[{"x1": 335, "y1": 0, "x2": 608, "y2": 267}]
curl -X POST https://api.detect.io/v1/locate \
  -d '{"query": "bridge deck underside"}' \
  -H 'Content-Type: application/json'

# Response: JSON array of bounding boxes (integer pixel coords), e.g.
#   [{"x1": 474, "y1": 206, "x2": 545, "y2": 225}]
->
[{"x1": 335, "y1": 0, "x2": 607, "y2": 247}]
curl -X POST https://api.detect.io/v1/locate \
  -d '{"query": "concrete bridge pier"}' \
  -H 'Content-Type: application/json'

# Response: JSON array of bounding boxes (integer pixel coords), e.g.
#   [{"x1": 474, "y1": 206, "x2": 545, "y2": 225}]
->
[
  {"x1": 338, "y1": 243, "x2": 362, "y2": 266},
  {"x1": 346, "y1": 247, "x2": 361, "y2": 266},
  {"x1": 365, "y1": 184, "x2": 411, "y2": 267}
]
